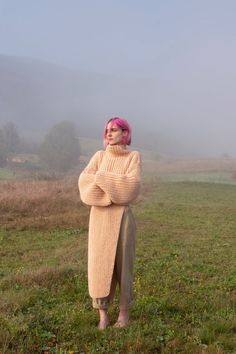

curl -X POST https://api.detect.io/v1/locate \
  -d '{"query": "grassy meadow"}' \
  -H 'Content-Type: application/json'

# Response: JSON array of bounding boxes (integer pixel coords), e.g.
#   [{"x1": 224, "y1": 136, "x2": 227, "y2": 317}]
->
[{"x1": 0, "y1": 158, "x2": 236, "y2": 353}]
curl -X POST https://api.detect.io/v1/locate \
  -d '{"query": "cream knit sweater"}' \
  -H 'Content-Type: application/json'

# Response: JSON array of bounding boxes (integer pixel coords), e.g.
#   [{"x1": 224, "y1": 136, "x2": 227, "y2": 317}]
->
[{"x1": 78, "y1": 145, "x2": 141, "y2": 298}]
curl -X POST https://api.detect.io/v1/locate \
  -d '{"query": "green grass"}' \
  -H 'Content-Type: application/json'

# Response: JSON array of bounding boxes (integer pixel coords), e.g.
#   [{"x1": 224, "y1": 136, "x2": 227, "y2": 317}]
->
[
  {"x1": 1, "y1": 181, "x2": 236, "y2": 353},
  {"x1": 0, "y1": 167, "x2": 15, "y2": 180},
  {"x1": 159, "y1": 171, "x2": 236, "y2": 185}
]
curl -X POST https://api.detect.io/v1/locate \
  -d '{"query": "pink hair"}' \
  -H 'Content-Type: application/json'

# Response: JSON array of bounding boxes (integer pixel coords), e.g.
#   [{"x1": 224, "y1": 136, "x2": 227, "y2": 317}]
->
[{"x1": 103, "y1": 117, "x2": 132, "y2": 147}]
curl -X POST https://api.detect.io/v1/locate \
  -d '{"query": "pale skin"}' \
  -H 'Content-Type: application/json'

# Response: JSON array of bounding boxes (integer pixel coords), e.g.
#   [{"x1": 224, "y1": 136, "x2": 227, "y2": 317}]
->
[
  {"x1": 84, "y1": 123, "x2": 129, "y2": 329},
  {"x1": 84, "y1": 122, "x2": 127, "y2": 174}
]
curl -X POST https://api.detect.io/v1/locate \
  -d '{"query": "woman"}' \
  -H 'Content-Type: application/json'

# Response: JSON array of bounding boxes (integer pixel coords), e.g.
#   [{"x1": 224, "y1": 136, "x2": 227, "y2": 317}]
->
[{"x1": 78, "y1": 117, "x2": 141, "y2": 329}]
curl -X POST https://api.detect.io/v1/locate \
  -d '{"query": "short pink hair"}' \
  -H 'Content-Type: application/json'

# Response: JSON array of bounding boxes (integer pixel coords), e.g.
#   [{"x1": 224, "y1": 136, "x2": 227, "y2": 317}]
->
[{"x1": 103, "y1": 117, "x2": 132, "y2": 147}]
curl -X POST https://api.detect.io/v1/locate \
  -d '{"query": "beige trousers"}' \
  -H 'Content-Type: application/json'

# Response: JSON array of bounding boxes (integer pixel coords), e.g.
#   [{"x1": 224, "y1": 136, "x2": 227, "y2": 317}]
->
[{"x1": 92, "y1": 206, "x2": 136, "y2": 310}]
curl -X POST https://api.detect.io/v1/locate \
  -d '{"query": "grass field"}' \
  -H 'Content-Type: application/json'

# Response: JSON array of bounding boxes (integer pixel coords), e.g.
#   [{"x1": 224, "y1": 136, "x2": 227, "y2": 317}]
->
[
  {"x1": 1, "y1": 172, "x2": 236, "y2": 353},
  {"x1": 0, "y1": 168, "x2": 15, "y2": 180}
]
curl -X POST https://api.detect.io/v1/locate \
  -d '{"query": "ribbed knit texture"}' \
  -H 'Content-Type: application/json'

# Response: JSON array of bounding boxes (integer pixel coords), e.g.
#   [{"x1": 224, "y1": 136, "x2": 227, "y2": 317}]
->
[{"x1": 78, "y1": 145, "x2": 141, "y2": 298}]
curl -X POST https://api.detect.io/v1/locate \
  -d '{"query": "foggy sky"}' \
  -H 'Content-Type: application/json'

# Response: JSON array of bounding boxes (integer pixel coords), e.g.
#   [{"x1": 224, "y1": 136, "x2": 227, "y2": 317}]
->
[{"x1": 0, "y1": 0, "x2": 236, "y2": 155}]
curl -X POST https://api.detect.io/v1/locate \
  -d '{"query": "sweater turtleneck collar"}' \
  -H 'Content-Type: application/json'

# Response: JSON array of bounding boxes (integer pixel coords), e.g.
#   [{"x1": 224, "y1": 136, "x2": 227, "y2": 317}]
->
[{"x1": 106, "y1": 144, "x2": 130, "y2": 156}]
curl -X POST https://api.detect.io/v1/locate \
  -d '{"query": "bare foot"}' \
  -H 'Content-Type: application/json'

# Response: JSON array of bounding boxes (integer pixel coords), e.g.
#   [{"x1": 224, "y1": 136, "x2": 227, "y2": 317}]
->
[
  {"x1": 98, "y1": 309, "x2": 109, "y2": 330},
  {"x1": 98, "y1": 319, "x2": 110, "y2": 330},
  {"x1": 113, "y1": 309, "x2": 129, "y2": 328}
]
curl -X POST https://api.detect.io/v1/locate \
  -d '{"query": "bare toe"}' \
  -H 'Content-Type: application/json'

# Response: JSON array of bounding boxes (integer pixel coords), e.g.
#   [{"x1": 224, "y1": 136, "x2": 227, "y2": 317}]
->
[{"x1": 113, "y1": 320, "x2": 129, "y2": 328}]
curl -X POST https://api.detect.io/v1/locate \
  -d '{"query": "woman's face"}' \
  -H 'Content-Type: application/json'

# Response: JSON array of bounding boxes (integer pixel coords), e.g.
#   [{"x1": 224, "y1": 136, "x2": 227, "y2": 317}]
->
[{"x1": 106, "y1": 122, "x2": 127, "y2": 145}]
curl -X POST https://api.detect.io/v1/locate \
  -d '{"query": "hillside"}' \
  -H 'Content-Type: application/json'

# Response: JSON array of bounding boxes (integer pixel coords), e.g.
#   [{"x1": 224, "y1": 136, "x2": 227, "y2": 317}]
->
[{"x1": 0, "y1": 54, "x2": 111, "y2": 137}]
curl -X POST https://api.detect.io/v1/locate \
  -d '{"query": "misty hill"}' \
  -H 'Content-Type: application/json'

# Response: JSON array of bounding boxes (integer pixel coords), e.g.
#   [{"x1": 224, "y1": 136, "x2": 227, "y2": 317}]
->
[
  {"x1": 0, "y1": 54, "x2": 112, "y2": 135},
  {"x1": 0, "y1": 54, "x2": 180, "y2": 154}
]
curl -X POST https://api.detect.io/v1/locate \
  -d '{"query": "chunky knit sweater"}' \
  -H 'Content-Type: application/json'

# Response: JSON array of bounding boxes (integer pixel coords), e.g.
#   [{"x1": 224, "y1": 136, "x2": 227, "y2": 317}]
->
[{"x1": 78, "y1": 145, "x2": 141, "y2": 298}]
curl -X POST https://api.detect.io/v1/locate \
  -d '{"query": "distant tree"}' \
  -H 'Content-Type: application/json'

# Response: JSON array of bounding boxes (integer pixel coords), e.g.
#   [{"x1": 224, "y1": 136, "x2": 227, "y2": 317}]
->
[
  {"x1": 2, "y1": 122, "x2": 20, "y2": 153},
  {"x1": 39, "y1": 121, "x2": 80, "y2": 173},
  {"x1": 0, "y1": 129, "x2": 7, "y2": 166},
  {"x1": 0, "y1": 122, "x2": 20, "y2": 166}
]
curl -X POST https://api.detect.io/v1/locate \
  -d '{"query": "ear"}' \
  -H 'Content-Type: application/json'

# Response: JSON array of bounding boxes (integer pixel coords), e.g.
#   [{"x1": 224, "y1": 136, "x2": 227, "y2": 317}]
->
[{"x1": 122, "y1": 130, "x2": 128, "y2": 137}]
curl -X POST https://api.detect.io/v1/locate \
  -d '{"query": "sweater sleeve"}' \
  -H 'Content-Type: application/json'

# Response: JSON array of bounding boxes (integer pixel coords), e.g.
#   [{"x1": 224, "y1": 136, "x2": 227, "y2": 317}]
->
[
  {"x1": 78, "y1": 151, "x2": 112, "y2": 206},
  {"x1": 95, "y1": 151, "x2": 141, "y2": 205}
]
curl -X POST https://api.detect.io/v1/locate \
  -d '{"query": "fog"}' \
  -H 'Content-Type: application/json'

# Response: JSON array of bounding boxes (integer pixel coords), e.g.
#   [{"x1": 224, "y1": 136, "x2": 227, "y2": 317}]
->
[{"x1": 0, "y1": 0, "x2": 236, "y2": 156}]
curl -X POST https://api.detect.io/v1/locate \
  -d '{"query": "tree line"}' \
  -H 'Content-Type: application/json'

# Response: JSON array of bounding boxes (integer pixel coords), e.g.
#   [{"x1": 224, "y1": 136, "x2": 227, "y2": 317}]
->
[{"x1": 0, "y1": 121, "x2": 80, "y2": 173}]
